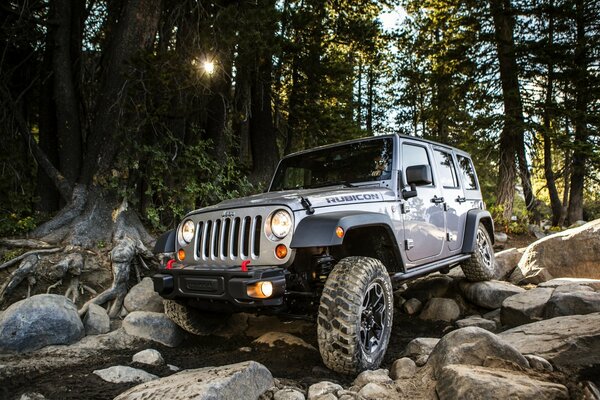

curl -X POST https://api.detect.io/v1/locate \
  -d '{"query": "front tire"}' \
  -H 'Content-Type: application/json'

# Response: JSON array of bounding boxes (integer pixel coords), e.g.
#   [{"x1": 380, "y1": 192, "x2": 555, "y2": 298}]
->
[
  {"x1": 164, "y1": 300, "x2": 225, "y2": 335},
  {"x1": 461, "y1": 223, "x2": 495, "y2": 282},
  {"x1": 317, "y1": 256, "x2": 394, "y2": 374}
]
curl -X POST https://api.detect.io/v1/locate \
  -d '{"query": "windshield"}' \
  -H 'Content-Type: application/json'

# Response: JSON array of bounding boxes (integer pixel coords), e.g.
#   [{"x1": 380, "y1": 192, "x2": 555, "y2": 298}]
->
[{"x1": 269, "y1": 138, "x2": 394, "y2": 191}]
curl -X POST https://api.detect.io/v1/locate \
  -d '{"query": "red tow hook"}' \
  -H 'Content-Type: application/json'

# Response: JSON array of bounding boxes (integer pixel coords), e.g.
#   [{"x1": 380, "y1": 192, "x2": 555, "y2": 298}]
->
[
  {"x1": 166, "y1": 259, "x2": 175, "y2": 270},
  {"x1": 241, "y1": 260, "x2": 251, "y2": 272}
]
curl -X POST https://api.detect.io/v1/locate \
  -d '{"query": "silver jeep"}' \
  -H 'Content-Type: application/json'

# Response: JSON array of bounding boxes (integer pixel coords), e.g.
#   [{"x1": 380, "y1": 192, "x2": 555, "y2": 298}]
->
[{"x1": 152, "y1": 134, "x2": 495, "y2": 374}]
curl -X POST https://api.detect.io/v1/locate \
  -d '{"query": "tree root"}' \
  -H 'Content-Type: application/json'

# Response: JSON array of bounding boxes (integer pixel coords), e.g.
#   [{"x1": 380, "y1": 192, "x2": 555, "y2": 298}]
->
[
  {"x1": 0, "y1": 248, "x2": 61, "y2": 271},
  {"x1": 0, "y1": 238, "x2": 53, "y2": 248},
  {"x1": 0, "y1": 254, "x2": 40, "y2": 304}
]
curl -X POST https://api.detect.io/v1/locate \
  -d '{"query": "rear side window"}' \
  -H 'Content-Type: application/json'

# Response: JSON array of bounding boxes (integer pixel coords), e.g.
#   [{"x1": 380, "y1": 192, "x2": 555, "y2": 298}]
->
[
  {"x1": 433, "y1": 149, "x2": 459, "y2": 188},
  {"x1": 457, "y1": 155, "x2": 478, "y2": 190}
]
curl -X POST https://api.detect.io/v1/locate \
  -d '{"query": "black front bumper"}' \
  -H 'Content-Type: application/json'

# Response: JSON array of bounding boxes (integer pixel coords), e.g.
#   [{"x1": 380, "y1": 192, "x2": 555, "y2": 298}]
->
[{"x1": 152, "y1": 265, "x2": 287, "y2": 310}]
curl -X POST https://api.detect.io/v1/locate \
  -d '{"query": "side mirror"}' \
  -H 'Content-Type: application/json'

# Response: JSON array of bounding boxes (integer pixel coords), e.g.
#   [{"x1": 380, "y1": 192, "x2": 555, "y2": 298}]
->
[{"x1": 402, "y1": 165, "x2": 432, "y2": 200}]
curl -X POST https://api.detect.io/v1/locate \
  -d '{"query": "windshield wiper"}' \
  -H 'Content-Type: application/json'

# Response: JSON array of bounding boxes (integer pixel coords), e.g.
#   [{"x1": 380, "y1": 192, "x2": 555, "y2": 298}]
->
[{"x1": 309, "y1": 180, "x2": 356, "y2": 189}]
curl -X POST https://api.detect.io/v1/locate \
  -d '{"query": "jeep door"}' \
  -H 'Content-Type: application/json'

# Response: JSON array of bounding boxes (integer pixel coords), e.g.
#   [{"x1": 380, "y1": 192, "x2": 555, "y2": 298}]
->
[{"x1": 400, "y1": 141, "x2": 445, "y2": 263}]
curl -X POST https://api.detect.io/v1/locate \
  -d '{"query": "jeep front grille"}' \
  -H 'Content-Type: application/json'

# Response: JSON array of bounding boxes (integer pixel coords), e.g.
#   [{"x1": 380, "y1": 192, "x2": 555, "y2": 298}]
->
[{"x1": 196, "y1": 215, "x2": 263, "y2": 261}]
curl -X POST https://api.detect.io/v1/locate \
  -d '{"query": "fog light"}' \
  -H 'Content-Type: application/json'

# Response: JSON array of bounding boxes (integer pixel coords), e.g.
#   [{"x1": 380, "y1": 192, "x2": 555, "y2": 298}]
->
[
  {"x1": 177, "y1": 249, "x2": 186, "y2": 261},
  {"x1": 275, "y1": 244, "x2": 288, "y2": 259},
  {"x1": 247, "y1": 281, "x2": 274, "y2": 299}
]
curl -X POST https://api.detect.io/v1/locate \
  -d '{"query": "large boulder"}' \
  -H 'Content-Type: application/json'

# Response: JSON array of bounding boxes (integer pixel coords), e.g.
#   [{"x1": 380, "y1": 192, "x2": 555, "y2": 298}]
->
[
  {"x1": 123, "y1": 311, "x2": 184, "y2": 347},
  {"x1": 544, "y1": 290, "x2": 600, "y2": 318},
  {"x1": 403, "y1": 337, "x2": 440, "y2": 359},
  {"x1": 493, "y1": 247, "x2": 526, "y2": 280},
  {"x1": 427, "y1": 327, "x2": 529, "y2": 378},
  {"x1": 124, "y1": 277, "x2": 164, "y2": 313},
  {"x1": 512, "y1": 219, "x2": 600, "y2": 283},
  {"x1": 500, "y1": 287, "x2": 554, "y2": 327},
  {"x1": 460, "y1": 281, "x2": 525, "y2": 309},
  {"x1": 114, "y1": 361, "x2": 273, "y2": 400},
  {"x1": 0, "y1": 294, "x2": 84, "y2": 353},
  {"x1": 499, "y1": 312, "x2": 600, "y2": 368},
  {"x1": 436, "y1": 365, "x2": 569, "y2": 400}
]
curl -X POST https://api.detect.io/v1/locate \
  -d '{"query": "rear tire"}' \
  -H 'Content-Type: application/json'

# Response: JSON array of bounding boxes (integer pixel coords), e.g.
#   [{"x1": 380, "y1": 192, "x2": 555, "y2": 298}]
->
[
  {"x1": 317, "y1": 256, "x2": 393, "y2": 374},
  {"x1": 461, "y1": 223, "x2": 495, "y2": 282},
  {"x1": 164, "y1": 299, "x2": 225, "y2": 335}
]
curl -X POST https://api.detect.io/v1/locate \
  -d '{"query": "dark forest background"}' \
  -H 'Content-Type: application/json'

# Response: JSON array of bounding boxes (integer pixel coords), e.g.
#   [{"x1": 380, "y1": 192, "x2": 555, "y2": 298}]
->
[{"x1": 1, "y1": 0, "x2": 599, "y2": 240}]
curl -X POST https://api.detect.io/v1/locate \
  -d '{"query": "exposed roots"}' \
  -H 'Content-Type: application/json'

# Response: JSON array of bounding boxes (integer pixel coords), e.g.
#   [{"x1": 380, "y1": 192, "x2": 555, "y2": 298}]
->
[{"x1": 0, "y1": 254, "x2": 40, "y2": 304}]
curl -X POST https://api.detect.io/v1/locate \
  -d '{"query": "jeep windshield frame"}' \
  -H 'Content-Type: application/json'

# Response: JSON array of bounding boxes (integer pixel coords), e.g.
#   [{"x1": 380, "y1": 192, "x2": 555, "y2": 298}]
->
[{"x1": 269, "y1": 137, "x2": 395, "y2": 192}]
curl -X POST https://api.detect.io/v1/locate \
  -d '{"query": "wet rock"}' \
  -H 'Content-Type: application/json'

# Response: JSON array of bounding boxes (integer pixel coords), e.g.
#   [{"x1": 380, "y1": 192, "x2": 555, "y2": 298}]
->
[
  {"x1": 352, "y1": 369, "x2": 391, "y2": 390},
  {"x1": 494, "y1": 247, "x2": 526, "y2": 280},
  {"x1": 419, "y1": 298, "x2": 460, "y2": 322},
  {"x1": 93, "y1": 365, "x2": 158, "y2": 384},
  {"x1": 427, "y1": 327, "x2": 529, "y2": 378},
  {"x1": 357, "y1": 382, "x2": 399, "y2": 400},
  {"x1": 436, "y1": 365, "x2": 569, "y2": 400},
  {"x1": 132, "y1": 349, "x2": 164, "y2": 366},
  {"x1": 115, "y1": 361, "x2": 273, "y2": 400},
  {"x1": 455, "y1": 315, "x2": 496, "y2": 331},
  {"x1": 460, "y1": 280, "x2": 525, "y2": 309},
  {"x1": 253, "y1": 332, "x2": 316, "y2": 351},
  {"x1": 83, "y1": 303, "x2": 110, "y2": 335},
  {"x1": 390, "y1": 357, "x2": 417, "y2": 379},
  {"x1": 402, "y1": 298, "x2": 422, "y2": 315},
  {"x1": 123, "y1": 311, "x2": 183, "y2": 347},
  {"x1": 124, "y1": 277, "x2": 164, "y2": 313},
  {"x1": 0, "y1": 294, "x2": 84, "y2": 353},
  {"x1": 307, "y1": 382, "x2": 343, "y2": 400},
  {"x1": 274, "y1": 388, "x2": 305, "y2": 400},
  {"x1": 524, "y1": 355, "x2": 553, "y2": 372},
  {"x1": 500, "y1": 287, "x2": 554, "y2": 327},
  {"x1": 499, "y1": 312, "x2": 600, "y2": 368},
  {"x1": 544, "y1": 290, "x2": 600, "y2": 318},
  {"x1": 514, "y1": 219, "x2": 600, "y2": 283},
  {"x1": 403, "y1": 337, "x2": 440, "y2": 359}
]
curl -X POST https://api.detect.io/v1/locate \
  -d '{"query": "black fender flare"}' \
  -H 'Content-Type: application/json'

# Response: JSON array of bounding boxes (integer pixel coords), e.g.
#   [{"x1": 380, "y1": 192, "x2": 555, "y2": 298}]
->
[
  {"x1": 154, "y1": 229, "x2": 175, "y2": 254},
  {"x1": 461, "y1": 210, "x2": 495, "y2": 253},
  {"x1": 290, "y1": 211, "x2": 397, "y2": 248}
]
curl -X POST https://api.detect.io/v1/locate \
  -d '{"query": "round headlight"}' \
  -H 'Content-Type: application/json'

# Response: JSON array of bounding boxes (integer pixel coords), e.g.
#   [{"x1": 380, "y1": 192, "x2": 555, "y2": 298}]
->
[
  {"x1": 179, "y1": 219, "x2": 195, "y2": 245},
  {"x1": 270, "y1": 210, "x2": 292, "y2": 239}
]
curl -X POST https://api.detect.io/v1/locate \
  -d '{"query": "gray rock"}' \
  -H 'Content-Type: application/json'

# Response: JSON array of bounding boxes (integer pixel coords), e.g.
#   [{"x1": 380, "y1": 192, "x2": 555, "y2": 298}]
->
[
  {"x1": 124, "y1": 277, "x2": 164, "y2": 313},
  {"x1": 357, "y1": 382, "x2": 399, "y2": 400},
  {"x1": 403, "y1": 337, "x2": 440, "y2": 359},
  {"x1": 515, "y1": 219, "x2": 600, "y2": 283},
  {"x1": 539, "y1": 278, "x2": 600, "y2": 289},
  {"x1": 115, "y1": 361, "x2": 273, "y2": 400},
  {"x1": 482, "y1": 309, "x2": 501, "y2": 326},
  {"x1": 419, "y1": 298, "x2": 460, "y2": 322},
  {"x1": 552, "y1": 283, "x2": 594, "y2": 294},
  {"x1": 499, "y1": 312, "x2": 600, "y2": 368},
  {"x1": 390, "y1": 357, "x2": 416, "y2": 379},
  {"x1": 400, "y1": 275, "x2": 455, "y2": 303},
  {"x1": 524, "y1": 354, "x2": 553, "y2": 372},
  {"x1": 253, "y1": 332, "x2": 316, "y2": 351},
  {"x1": 311, "y1": 395, "x2": 336, "y2": 400},
  {"x1": 168, "y1": 364, "x2": 180, "y2": 372},
  {"x1": 415, "y1": 355, "x2": 429, "y2": 367},
  {"x1": 455, "y1": 315, "x2": 496, "y2": 331},
  {"x1": 336, "y1": 390, "x2": 360, "y2": 400},
  {"x1": 274, "y1": 388, "x2": 305, "y2": 400},
  {"x1": 402, "y1": 298, "x2": 422, "y2": 315},
  {"x1": 500, "y1": 287, "x2": 554, "y2": 327},
  {"x1": 132, "y1": 349, "x2": 164, "y2": 366},
  {"x1": 307, "y1": 382, "x2": 343, "y2": 400},
  {"x1": 460, "y1": 280, "x2": 525, "y2": 309},
  {"x1": 84, "y1": 303, "x2": 110, "y2": 335},
  {"x1": 427, "y1": 327, "x2": 529, "y2": 378},
  {"x1": 0, "y1": 294, "x2": 84, "y2": 353},
  {"x1": 93, "y1": 365, "x2": 158, "y2": 384},
  {"x1": 352, "y1": 369, "x2": 391, "y2": 390},
  {"x1": 494, "y1": 247, "x2": 526, "y2": 280},
  {"x1": 544, "y1": 290, "x2": 600, "y2": 318},
  {"x1": 17, "y1": 393, "x2": 46, "y2": 400},
  {"x1": 494, "y1": 232, "x2": 508, "y2": 243},
  {"x1": 123, "y1": 311, "x2": 183, "y2": 347},
  {"x1": 568, "y1": 220, "x2": 587, "y2": 228},
  {"x1": 436, "y1": 365, "x2": 569, "y2": 400}
]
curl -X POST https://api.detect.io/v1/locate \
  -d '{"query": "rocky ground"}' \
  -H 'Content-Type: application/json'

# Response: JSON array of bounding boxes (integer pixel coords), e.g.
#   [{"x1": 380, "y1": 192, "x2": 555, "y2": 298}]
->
[{"x1": 1, "y1": 219, "x2": 600, "y2": 400}]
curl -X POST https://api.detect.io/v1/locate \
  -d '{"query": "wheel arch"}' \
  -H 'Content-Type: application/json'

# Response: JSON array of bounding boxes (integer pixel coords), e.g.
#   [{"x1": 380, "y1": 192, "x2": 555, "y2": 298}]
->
[{"x1": 461, "y1": 209, "x2": 495, "y2": 253}]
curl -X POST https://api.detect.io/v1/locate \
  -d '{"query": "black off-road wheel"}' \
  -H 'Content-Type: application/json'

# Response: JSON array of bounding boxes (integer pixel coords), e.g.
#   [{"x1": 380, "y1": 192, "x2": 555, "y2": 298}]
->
[
  {"x1": 164, "y1": 299, "x2": 226, "y2": 335},
  {"x1": 461, "y1": 223, "x2": 495, "y2": 282},
  {"x1": 317, "y1": 256, "x2": 394, "y2": 374}
]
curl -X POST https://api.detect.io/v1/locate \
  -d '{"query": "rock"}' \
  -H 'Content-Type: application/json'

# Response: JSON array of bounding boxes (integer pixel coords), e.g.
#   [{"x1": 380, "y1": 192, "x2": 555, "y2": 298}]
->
[
  {"x1": 552, "y1": 283, "x2": 594, "y2": 293},
  {"x1": 124, "y1": 277, "x2": 164, "y2": 313},
  {"x1": 544, "y1": 290, "x2": 600, "y2": 318},
  {"x1": 419, "y1": 298, "x2": 460, "y2": 322},
  {"x1": 435, "y1": 365, "x2": 569, "y2": 400},
  {"x1": 539, "y1": 277, "x2": 600, "y2": 289},
  {"x1": 168, "y1": 364, "x2": 180, "y2": 372},
  {"x1": 524, "y1": 355, "x2": 553, "y2": 372},
  {"x1": 482, "y1": 309, "x2": 501, "y2": 326},
  {"x1": 83, "y1": 303, "x2": 110, "y2": 335},
  {"x1": 311, "y1": 395, "x2": 336, "y2": 400},
  {"x1": 493, "y1": 247, "x2": 526, "y2": 280},
  {"x1": 402, "y1": 298, "x2": 422, "y2": 315},
  {"x1": 0, "y1": 294, "x2": 84, "y2": 353},
  {"x1": 357, "y1": 382, "x2": 399, "y2": 400},
  {"x1": 460, "y1": 280, "x2": 525, "y2": 309},
  {"x1": 583, "y1": 381, "x2": 600, "y2": 399},
  {"x1": 500, "y1": 287, "x2": 554, "y2": 327},
  {"x1": 307, "y1": 382, "x2": 343, "y2": 400},
  {"x1": 499, "y1": 312, "x2": 600, "y2": 367},
  {"x1": 390, "y1": 357, "x2": 417, "y2": 379},
  {"x1": 132, "y1": 349, "x2": 164, "y2": 366},
  {"x1": 115, "y1": 361, "x2": 273, "y2": 400},
  {"x1": 93, "y1": 366, "x2": 158, "y2": 384},
  {"x1": 515, "y1": 219, "x2": 600, "y2": 283},
  {"x1": 400, "y1": 275, "x2": 455, "y2": 303},
  {"x1": 17, "y1": 393, "x2": 46, "y2": 400},
  {"x1": 427, "y1": 327, "x2": 529, "y2": 378},
  {"x1": 394, "y1": 294, "x2": 406, "y2": 309},
  {"x1": 403, "y1": 337, "x2": 440, "y2": 359},
  {"x1": 274, "y1": 388, "x2": 305, "y2": 400},
  {"x1": 253, "y1": 332, "x2": 316, "y2": 351},
  {"x1": 494, "y1": 232, "x2": 508, "y2": 243},
  {"x1": 352, "y1": 369, "x2": 391, "y2": 390},
  {"x1": 415, "y1": 355, "x2": 428, "y2": 367},
  {"x1": 529, "y1": 224, "x2": 547, "y2": 240},
  {"x1": 455, "y1": 315, "x2": 496, "y2": 331},
  {"x1": 123, "y1": 311, "x2": 183, "y2": 347},
  {"x1": 568, "y1": 220, "x2": 587, "y2": 228},
  {"x1": 336, "y1": 390, "x2": 360, "y2": 400}
]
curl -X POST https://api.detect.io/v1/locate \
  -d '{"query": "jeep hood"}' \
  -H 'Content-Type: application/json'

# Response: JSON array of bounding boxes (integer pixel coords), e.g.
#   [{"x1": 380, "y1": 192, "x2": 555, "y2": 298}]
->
[{"x1": 188, "y1": 186, "x2": 396, "y2": 216}]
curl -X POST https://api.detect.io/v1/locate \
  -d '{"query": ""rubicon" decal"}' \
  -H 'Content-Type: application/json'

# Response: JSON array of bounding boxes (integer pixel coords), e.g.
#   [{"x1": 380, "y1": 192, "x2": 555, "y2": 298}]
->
[{"x1": 325, "y1": 193, "x2": 381, "y2": 204}]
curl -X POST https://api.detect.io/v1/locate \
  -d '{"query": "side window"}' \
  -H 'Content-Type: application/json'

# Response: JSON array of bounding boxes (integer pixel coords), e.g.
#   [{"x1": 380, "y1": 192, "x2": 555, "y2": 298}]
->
[
  {"x1": 433, "y1": 149, "x2": 459, "y2": 188},
  {"x1": 457, "y1": 155, "x2": 478, "y2": 190},
  {"x1": 402, "y1": 143, "x2": 433, "y2": 186}
]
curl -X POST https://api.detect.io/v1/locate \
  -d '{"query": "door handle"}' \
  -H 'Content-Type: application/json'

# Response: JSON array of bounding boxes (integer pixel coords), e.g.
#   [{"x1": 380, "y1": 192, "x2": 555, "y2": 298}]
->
[
  {"x1": 431, "y1": 196, "x2": 445, "y2": 204},
  {"x1": 456, "y1": 196, "x2": 466, "y2": 203}
]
